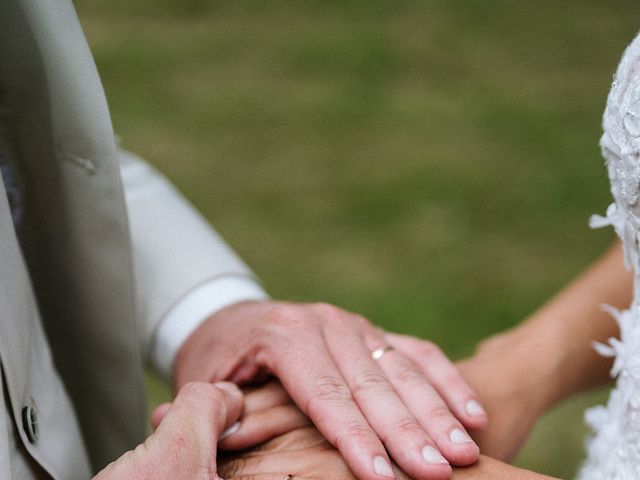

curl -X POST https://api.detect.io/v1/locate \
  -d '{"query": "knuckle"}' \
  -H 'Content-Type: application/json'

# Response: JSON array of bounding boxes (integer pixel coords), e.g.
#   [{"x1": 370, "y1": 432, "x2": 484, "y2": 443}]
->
[
  {"x1": 396, "y1": 364, "x2": 426, "y2": 385},
  {"x1": 311, "y1": 303, "x2": 369, "y2": 329},
  {"x1": 306, "y1": 375, "x2": 352, "y2": 414},
  {"x1": 352, "y1": 369, "x2": 389, "y2": 397},
  {"x1": 392, "y1": 417, "x2": 422, "y2": 437},
  {"x1": 311, "y1": 302, "x2": 343, "y2": 318},
  {"x1": 335, "y1": 421, "x2": 375, "y2": 451},
  {"x1": 425, "y1": 405, "x2": 454, "y2": 423},
  {"x1": 312, "y1": 303, "x2": 353, "y2": 328},
  {"x1": 181, "y1": 381, "x2": 216, "y2": 398},
  {"x1": 316, "y1": 375, "x2": 353, "y2": 401},
  {"x1": 181, "y1": 382, "x2": 228, "y2": 412},
  {"x1": 264, "y1": 304, "x2": 307, "y2": 330}
]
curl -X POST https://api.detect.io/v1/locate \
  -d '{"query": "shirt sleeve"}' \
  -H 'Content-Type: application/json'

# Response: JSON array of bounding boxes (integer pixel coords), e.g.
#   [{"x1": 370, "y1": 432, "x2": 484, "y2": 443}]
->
[
  {"x1": 150, "y1": 275, "x2": 268, "y2": 381},
  {"x1": 118, "y1": 149, "x2": 269, "y2": 379}
]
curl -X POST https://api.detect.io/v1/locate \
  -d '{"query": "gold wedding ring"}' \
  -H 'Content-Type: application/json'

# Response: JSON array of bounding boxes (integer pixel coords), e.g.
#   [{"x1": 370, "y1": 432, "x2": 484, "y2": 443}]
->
[{"x1": 371, "y1": 345, "x2": 394, "y2": 361}]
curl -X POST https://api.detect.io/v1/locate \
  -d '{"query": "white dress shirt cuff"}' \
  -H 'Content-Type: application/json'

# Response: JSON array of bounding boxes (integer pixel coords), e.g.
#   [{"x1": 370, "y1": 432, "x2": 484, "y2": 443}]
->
[{"x1": 150, "y1": 276, "x2": 269, "y2": 382}]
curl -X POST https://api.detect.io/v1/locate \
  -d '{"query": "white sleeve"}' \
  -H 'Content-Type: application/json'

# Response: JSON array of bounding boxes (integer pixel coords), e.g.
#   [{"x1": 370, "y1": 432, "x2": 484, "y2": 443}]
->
[
  {"x1": 118, "y1": 149, "x2": 269, "y2": 378},
  {"x1": 151, "y1": 276, "x2": 268, "y2": 381}
]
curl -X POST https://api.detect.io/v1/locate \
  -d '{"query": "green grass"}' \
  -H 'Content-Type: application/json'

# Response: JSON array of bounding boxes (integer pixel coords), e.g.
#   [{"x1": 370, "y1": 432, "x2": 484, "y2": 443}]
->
[{"x1": 75, "y1": 1, "x2": 640, "y2": 477}]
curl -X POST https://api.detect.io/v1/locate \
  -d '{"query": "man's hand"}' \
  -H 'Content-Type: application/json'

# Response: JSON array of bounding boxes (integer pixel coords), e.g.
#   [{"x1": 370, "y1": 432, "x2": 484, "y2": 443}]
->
[
  {"x1": 175, "y1": 300, "x2": 487, "y2": 480},
  {"x1": 93, "y1": 382, "x2": 242, "y2": 480}
]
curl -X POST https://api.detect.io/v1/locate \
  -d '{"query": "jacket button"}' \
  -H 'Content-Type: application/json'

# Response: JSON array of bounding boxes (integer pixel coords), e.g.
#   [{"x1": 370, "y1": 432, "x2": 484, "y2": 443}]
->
[{"x1": 22, "y1": 403, "x2": 39, "y2": 443}]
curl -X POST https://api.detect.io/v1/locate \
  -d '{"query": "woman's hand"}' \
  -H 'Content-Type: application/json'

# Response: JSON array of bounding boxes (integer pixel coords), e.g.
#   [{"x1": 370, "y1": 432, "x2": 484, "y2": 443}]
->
[
  {"x1": 450, "y1": 456, "x2": 559, "y2": 480},
  {"x1": 219, "y1": 383, "x2": 397, "y2": 480},
  {"x1": 93, "y1": 382, "x2": 242, "y2": 480},
  {"x1": 221, "y1": 430, "x2": 559, "y2": 480},
  {"x1": 455, "y1": 335, "x2": 553, "y2": 462},
  {"x1": 175, "y1": 300, "x2": 487, "y2": 480},
  {"x1": 218, "y1": 383, "x2": 558, "y2": 480}
]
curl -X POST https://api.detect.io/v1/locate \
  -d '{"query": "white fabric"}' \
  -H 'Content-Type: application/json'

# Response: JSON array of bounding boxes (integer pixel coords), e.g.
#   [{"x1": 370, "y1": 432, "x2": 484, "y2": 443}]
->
[
  {"x1": 579, "y1": 31, "x2": 640, "y2": 480},
  {"x1": 119, "y1": 150, "x2": 268, "y2": 363},
  {"x1": 151, "y1": 276, "x2": 269, "y2": 381}
]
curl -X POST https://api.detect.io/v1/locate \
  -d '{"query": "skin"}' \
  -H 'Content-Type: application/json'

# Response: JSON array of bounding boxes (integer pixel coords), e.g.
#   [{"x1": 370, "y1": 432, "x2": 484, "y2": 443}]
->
[
  {"x1": 88, "y1": 242, "x2": 628, "y2": 479},
  {"x1": 93, "y1": 382, "x2": 243, "y2": 480},
  {"x1": 175, "y1": 300, "x2": 487, "y2": 479},
  {"x1": 218, "y1": 384, "x2": 558, "y2": 480},
  {"x1": 460, "y1": 241, "x2": 631, "y2": 462},
  {"x1": 219, "y1": 241, "x2": 632, "y2": 478}
]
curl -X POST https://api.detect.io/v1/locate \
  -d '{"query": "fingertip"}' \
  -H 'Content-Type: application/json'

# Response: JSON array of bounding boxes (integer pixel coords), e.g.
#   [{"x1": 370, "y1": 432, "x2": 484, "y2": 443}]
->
[
  {"x1": 416, "y1": 445, "x2": 452, "y2": 478},
  {"x1": 465, "y1": 399, "x2": 486, "y2": 416},
  {"x1": 447, "y1": 442, "x2": 480, "y2": 467},
  {"x1": 219, "y1": 420, "x2": 242, "y2": 441},
  {"x1": 438, "y1": 429, "x2": 480, "y2": 467},
  {"x1": 150, "y1": 402, "x2": 172, "y2": 430},
  {"x1": 462, "y1": 399, "x2": 488, "y2": 429},
  {"x1": 463, "y1": 414, "x2": 488, "y2": 431}
]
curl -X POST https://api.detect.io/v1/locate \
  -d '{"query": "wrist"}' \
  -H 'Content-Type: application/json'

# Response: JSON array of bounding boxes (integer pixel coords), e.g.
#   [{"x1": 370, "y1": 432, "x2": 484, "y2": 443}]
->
[
  {"x1": 451, "y1": 455, "x2": 560, "y2": 479},
  {"x1": 468, "y1": 324, "x2": 568, "y2": 416},
  {"x1": 478, "y1": 307, "x2": 615, "y2": 409}
]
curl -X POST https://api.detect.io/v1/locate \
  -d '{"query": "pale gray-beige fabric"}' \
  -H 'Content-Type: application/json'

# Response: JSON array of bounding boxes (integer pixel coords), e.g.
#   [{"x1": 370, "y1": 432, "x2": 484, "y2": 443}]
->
[{"x1": 0, "y1": 0, "x2": 262, "y2": 477}]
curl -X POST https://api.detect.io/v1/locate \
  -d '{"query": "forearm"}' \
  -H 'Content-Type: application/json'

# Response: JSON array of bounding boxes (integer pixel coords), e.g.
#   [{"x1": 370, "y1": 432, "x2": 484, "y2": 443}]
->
[{"x1": 474, "y1": 241, "x2": 631, "y2": 412}]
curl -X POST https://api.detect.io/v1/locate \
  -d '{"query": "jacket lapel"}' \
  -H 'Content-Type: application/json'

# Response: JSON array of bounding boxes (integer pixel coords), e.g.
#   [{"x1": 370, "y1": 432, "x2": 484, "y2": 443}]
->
[{"x1": 0, "y1": 0, "x2": 146, "y2": 472}]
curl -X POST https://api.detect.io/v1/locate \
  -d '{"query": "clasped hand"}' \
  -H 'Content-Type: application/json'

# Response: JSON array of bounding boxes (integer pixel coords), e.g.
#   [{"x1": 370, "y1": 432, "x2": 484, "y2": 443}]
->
[{"x1": 175, "y1": 300, "x2": 487, "y2": 479}]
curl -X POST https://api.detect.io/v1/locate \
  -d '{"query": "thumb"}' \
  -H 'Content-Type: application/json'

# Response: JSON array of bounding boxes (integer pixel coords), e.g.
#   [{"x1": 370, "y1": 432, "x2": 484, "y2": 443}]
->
[
  {"x1": 154, "y1": 381, "x2": 244, "y2": 439},
  {"x1": 94, "y1": 382, "x2": 244, "y2": 480}
]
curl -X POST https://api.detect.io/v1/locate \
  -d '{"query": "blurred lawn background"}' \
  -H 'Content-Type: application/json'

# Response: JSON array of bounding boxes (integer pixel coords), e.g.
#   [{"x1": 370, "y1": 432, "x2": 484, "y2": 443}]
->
[{"x1": 75, "y1": 1, "x2": 640, "y2": 477}]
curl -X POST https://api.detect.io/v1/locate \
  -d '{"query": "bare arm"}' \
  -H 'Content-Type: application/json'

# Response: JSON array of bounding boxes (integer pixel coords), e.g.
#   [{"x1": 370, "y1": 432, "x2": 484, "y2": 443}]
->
[{"x1": 459, "y1": 241, "x2": 632, "y2": 460}]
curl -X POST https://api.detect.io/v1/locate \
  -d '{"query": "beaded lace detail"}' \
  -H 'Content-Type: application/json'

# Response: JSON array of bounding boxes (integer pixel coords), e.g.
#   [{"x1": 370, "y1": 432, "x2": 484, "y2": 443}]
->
[{"x1": 578, "y1": 31, "x2": 640, "y2": 480}]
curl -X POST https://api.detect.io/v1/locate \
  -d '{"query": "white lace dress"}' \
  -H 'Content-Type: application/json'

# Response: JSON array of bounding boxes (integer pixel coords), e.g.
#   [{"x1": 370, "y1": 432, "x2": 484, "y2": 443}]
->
[{"x1": 578, "y1": 31, "x2": 640, "y2": 480}]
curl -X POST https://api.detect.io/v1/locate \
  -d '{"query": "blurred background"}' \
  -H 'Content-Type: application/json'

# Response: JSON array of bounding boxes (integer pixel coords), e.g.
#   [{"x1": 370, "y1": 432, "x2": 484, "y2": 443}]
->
[{"x1": 75, "y1": 0, "x2": 640, "y2": 477}]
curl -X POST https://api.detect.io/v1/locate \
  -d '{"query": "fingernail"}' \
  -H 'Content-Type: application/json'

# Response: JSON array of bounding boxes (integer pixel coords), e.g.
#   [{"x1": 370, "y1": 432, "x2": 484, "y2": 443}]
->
[
  {"x1": 219, "y1": 421, "x2": 241, "y2": 440},
  {"x1": 373, "y1": 456, "x2": 395, "y2": 478},
  {"x1": 450, "y1": 428, "x2": 473, "y2": 444},
  {"x1": 465, "y1": 399, "x2": 486, "y2": 417},
  {"x1": 421, "y1": 446, "x2": 448, "y2": 464}
]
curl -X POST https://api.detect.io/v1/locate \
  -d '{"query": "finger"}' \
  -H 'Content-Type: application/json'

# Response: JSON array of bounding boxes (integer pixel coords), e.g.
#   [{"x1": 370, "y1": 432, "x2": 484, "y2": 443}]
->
[
  {"x1": 323, "y1": 322, "x2": 453, "y2": 480},
  {"x1": 368, "y1": 339, "x2": 479, "y2": 466},
  {"x1": 212, "y1": 381, "x2": 245, "y2": 432},
  {"x1": 168, "y1": 381, "x2": 244, "y2": 439},
  {"x1": 151, "y1": 403, "x2": 171, "y2": 431},
  {"x1": 387, "y1": 333, "x2": 488, "y2": 430},
  {"x1": 220, "y1": 427, "x2": 357, "y2": 479},
  {"x1": 243, "y1": 381, "x2": 292, "y2": 415},
  {"x1": 263, "y1": 323, "x2": 396, "y2": 480},
  {"x1": 150, "y1": 382, "x2": 243, "y2": 479},
  {"x1": 219, "y1": 404, "x2": 312, "y2": 450}
]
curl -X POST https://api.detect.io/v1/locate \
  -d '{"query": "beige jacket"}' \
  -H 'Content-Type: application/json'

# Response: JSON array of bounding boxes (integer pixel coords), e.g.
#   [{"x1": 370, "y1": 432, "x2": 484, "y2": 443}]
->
[{"x1": 0, "y1": 0, "x2": 261, "y2": 477}]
